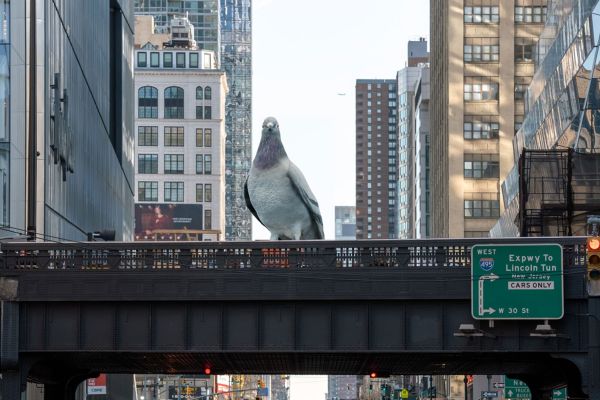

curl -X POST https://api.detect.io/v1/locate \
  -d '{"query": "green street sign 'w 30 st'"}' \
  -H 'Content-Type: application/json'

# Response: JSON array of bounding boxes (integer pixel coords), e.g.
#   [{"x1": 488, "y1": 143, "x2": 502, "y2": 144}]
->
[{"x1": 471, "y1": 244, "x2": 564, "y2": 320}]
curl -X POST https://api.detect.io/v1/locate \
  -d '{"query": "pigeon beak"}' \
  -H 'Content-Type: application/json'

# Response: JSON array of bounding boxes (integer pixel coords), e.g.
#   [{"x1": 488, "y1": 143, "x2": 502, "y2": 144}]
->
[{"x1": 266, "y1": 122, "x2": 274, "y2": 130}]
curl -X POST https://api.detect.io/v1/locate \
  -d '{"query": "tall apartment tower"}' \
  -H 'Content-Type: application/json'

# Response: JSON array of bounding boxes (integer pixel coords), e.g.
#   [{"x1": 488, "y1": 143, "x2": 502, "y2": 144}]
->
[
  {"x1": 430, "y1": 0, "x2": 547, "y2": 238},
  {"x1": 134, "y1": 0, "x2": 253, "y2": 241},
  {"x1": 355, "y1": 79, "x2": 398, "y2": 239}
]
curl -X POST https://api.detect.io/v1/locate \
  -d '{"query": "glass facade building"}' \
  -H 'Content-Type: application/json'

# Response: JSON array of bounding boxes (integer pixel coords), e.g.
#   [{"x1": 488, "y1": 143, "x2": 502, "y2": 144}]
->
[
  {"x1": 492, "y1": 0, "x2": 600, "y2": 237},
  {"x1": 0, "y1": 0, "x2": 134, "y2": 241},
  {"x1": 134, "y1": 0, "x2": 220, "y2": 53},
  {"x1": 396, "y1": 67, "x2": 420, "y2": 239},
  {"x1": 0, "y1": 0, "x2": 8, "y2": 227},
  {"x1": 221, "y1": 0, "x2": 252, "y2": 240}
]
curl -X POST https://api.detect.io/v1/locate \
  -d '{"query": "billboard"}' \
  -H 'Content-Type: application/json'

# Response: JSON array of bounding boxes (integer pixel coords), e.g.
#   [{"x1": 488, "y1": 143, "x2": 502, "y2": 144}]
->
[
  {"x1": 135, "y1": 203, "x2": 203, "y2": 240},
  {"x1": 87, "y1": 374, "x2": 107, "y2": 395}
]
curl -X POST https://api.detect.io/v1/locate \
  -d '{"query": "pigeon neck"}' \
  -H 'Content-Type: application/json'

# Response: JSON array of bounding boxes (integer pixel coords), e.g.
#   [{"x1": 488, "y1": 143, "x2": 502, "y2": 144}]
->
[{"x1": 255, "y1": 134, "x2": 287, "y2": 169}]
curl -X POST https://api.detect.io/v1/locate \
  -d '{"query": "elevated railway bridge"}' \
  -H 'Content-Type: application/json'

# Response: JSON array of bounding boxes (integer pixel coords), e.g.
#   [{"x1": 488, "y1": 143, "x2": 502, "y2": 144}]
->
[{"x1": 0, "y1": 237, "x2": 598, "y2": 399}]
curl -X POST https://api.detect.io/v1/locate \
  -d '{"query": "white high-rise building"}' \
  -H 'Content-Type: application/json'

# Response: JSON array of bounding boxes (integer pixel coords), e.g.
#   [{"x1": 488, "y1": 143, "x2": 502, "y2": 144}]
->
[{"x1": 134, "y1": 16, "x2": 227, "y2": 241}]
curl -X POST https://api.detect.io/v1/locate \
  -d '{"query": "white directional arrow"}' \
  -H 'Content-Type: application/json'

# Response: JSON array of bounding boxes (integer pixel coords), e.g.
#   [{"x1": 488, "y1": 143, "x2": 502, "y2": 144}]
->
[
  {"x1": 478, "y1": 273, "x2": 499, "y2": 316},
  {"x1": 507, "y1": 389, "x2": 514, "y2": 397}
]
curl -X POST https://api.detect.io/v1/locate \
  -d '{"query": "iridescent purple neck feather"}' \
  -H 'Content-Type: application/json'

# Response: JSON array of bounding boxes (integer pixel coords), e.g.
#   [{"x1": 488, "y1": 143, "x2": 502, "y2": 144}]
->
[{"x1": 254, "y1": 133, "x2": 287, "y2": 169}]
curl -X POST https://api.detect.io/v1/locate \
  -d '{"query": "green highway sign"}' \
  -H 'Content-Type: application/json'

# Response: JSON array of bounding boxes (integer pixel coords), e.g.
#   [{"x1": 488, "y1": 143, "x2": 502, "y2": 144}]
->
[
  {"x1": 504, "y1": 378, "x2": 566, "y2": 400},
  {"x1": 471, "y1": 244, "x2": 563, "y2": 319},
  {"x1": 504, "y1": 378, "x2": 530, "y2": 399},
  {"x1": 552, "y1": 387, "x2": 567, "y2": 399}
]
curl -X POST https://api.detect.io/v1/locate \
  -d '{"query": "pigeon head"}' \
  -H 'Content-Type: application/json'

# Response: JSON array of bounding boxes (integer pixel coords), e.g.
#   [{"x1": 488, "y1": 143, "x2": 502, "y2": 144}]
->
[
  {"x1": 254, "y1": 117, "x2": 287, "y2": 169},
  {"x1": 262, "y1": 117, "x2": 280, "y2": 136}
]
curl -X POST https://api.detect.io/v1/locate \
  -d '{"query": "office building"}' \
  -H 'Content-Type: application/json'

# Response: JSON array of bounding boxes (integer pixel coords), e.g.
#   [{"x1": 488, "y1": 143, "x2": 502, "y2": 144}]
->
[
  {"x1": 355, "y1": 79, "x2": 398, "y2": 239},
  {"x1": 492, "y1": 0, "x2": 600, "y2": 237},
  {"x1": 134, "y1": 0, "x2": 253, "y2": 241},
  {"x1": 414, "y1": 66, "x2": 431, "y2": 238},
  {"x1": 335, "y1": 206, "x2": 356, "y2": 240},
  {"x1": 328, "y1": 375, "x2": 358, "y2": 400},
  {"x1": 397, "y1": 67, "x2": 421, "y2": 238},
  {"x1": 0, "y1": 1, "x2": 134, "y2": 242},
  {"x1": 430, "y1": 0, "x2": 548, "y2": 238},
  {"x1": 407, "y1": 37, "x2": 429, "y2": 67},
  {"x1": 221, "y1": 0, "x2": 253, "y2": 240},
  {"x1": 134, "y1": 16, "x2": 227, "y2": 241},
  {"x1": 133, "y1": 0, "x2": 220, "y2": 53}
]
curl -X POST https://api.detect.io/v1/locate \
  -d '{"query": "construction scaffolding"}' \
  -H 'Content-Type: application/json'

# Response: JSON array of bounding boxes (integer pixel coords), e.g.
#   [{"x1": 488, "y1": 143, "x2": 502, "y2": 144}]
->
[{"x1": 519, "y1": 149, "x2": 600, "y2": 237}]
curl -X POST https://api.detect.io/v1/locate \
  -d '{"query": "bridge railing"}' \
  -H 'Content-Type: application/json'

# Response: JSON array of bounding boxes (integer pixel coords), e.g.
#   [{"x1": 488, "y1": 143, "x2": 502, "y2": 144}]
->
[{"x1": 0, "y1": 237, "x2": 586, "y2": 271}]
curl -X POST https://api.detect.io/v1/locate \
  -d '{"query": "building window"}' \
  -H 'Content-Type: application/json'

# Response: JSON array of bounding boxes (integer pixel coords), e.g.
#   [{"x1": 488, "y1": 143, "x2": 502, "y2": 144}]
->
[
  {"x1": 515, "y1": 77, "x2": 531, "y2": 100},
  {"x1": 138, "y1": 181, "x2": 158, "y2": 201},
  {"x1": 204, "y1": 106, "x2": 212, "y2": 120},
  {"x1": 204, "y1": 184, "x2": 212, "y2": 202},
  {"x1": 164, "y1": 182, "x2": 184, "y2": 202},
  {"x1": 176, "y1": 52, "x2": 185, "y2": 68},
  {"x1": 515, "y1": 6, "x2": 547, "y2": 23},
  {"x1": 196, "y1": 106, "x2": 203, "y2": 119},
  {"x1": 190, "y1": 52, "x2": 199, "y2": 68},
  {"x1": 164, "y1": 86, "x2": 184, "y2": 118},
  {"x1": 515, "y1": 38, "x2": 536, "y2": 62},
  {"x1": 464, "y1": 6, "x2": 499, "y2": 23},
  {"x1": 164, "y1": 154, "x2": 184, "y2": 174},
  {"x1": 463, "y1": 116, "x2": 499, "y2": 139},
  {"x1": 138, "y1": 86, "x2": 158, "y2": 118},
  {"x1": 137, "y1": 52, "x2": 147, "y2": 67},
  {"x1": 204, "y1": 209, "x2": 212, "y2": 229},
  {"x1": 138, "y1": 126, "x2": 158, "y2": 146},
  {"x1": 164, "y1": 126, "x2": 184, "y2": 146},
  {"x1": 464, "y1": 154, "x2": 499, "y2": 179},
  {"x1": 196, "y1": 128, "x2": 204, "y2": 147},
  {"x1": 464, "y1": 200, "x2": 500, "y2": 218},
  {"x1": 205, "y1": 86, "x2": 212, "y2": 100},
  {"x1": 464, "y1": 38, "x2": 499, "y2": 62},
  {"x1": 138, "y1": 154, "x2": 158, "y2": 174},
  {"x1": 196, "y1": 86, "x2": 204, "y2": 100},
  {"x1": 196, "y1": 128, "x2": 212, "y2": 147},
  {"x1": 204, "y1": 154, "x2": 212, "y2": 175},
  {"x1": 150, "y1": 52, "x2": 159, "y2": 67},
  {"x1": 515, "y1": 116, "x2": 524, "y2": 133},
  {"x1": 204, "y1": 129, "x2": 212, "y2": 147},
  {"x1": 196, "y1": 154, "x2": 203, "y2": 174},
  {"x1": 464, "y1": 78, "x2": 498, "y2": 101},
  {"x1": 196, "y1": 183, "x2": 203, "y2": 202},
  {"x1": 163, "y1": 52, "x2": 173, "y2": 67}
]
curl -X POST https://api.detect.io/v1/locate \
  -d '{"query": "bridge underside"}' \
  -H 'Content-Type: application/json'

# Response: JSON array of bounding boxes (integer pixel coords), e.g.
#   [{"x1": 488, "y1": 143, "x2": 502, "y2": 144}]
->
[{"x1": 24, "y1": 350, "x2": 580, "y2": 377}]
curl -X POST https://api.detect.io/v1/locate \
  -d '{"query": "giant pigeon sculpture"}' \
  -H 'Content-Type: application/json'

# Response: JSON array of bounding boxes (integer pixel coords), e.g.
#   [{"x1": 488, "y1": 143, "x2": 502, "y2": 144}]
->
[{"x1": 244, "y1": 117, "x2": 324, "y2": 240}]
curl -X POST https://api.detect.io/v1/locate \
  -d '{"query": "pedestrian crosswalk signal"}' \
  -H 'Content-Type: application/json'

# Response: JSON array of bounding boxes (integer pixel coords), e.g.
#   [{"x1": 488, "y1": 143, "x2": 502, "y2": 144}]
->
[{"x1": 587, "y1": 237, "x2": 600, "y2": 280}]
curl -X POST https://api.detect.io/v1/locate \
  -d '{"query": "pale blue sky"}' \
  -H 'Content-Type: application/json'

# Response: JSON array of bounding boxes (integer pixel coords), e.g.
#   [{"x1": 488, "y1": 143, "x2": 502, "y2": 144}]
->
[
  {"x1": 252, "y1": 2, "x2": 430, "y2": 397},
  {"x1": 251, "y1": 0, "x2": 430, "y2": 242}
]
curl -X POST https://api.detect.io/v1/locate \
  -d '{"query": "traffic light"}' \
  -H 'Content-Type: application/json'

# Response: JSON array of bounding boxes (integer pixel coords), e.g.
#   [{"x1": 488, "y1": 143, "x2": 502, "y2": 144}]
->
[{"x1": 588, "y1": 237, "x2": 600, "y2": 280}]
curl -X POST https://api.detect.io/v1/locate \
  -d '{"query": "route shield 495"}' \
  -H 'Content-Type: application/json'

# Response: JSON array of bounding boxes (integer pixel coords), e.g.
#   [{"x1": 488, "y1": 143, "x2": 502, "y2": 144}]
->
[{"x1": 471, "y1": 244, "x2": 564, "y2": 320}]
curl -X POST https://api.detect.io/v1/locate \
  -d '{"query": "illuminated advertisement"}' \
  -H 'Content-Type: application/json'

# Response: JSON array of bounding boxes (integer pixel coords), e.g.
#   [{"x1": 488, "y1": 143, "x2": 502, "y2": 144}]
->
[{"x1": 135, "y1": 203, "x2": 203, "y2": 240}]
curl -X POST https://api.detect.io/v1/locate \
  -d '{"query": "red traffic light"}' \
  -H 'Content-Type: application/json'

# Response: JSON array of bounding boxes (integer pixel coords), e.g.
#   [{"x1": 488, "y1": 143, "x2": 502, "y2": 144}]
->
[
  {"x1": 588, "y1": 237, "x2": 600, "y2": 251},
  {"x1": 204, "y1": 367, "x2": 211, "y2": 375},
  {"x1": 370, "y1": 372, "x2": 377, "y2": 378}
]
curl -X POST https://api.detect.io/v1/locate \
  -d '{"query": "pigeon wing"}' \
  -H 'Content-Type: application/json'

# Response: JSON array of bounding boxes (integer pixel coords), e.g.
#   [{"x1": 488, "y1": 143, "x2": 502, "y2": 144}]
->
[
  {"x1": 244, "y1": 177, "x2": 266, "y2": 227},
  {"x1": 287, "y1": 162, "x2": 324, "y2": 239}
]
